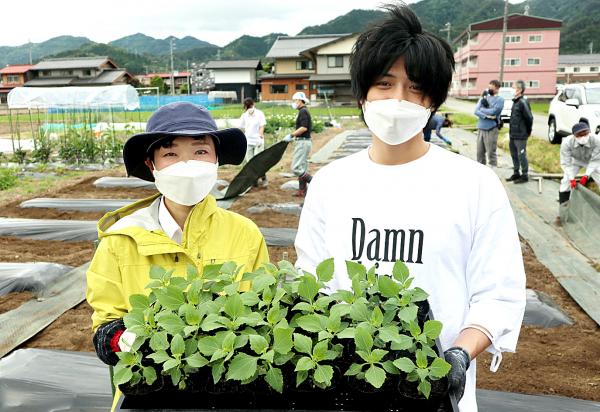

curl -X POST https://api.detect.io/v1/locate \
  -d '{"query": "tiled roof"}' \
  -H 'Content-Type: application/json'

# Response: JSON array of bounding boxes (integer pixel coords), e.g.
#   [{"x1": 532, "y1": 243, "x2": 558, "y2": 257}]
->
[
  {"x1": 266, "y1": 34, "x2": 350, "y2": 58},
  {"x1": 32, "y1": 57, "x2": 115, "y2": 70},
  {"x1": 206, "y1": 60, "x2": 261, "y2": 69},
  {"x1": 0, "y1": 65, "x2": 34, "y2": 74}
]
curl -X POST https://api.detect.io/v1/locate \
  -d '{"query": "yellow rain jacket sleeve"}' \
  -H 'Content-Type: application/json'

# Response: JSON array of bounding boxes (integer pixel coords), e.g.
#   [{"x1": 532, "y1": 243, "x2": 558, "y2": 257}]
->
[{"x1": 86, "y1": 194, "x2": 269, "y2": 332}]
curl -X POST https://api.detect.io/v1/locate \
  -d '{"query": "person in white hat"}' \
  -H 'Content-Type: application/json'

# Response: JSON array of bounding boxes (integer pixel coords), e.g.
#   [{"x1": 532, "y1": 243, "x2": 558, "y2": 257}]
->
[{"x1": 283, "y1": 91, "x2": 312, "y2": 197}]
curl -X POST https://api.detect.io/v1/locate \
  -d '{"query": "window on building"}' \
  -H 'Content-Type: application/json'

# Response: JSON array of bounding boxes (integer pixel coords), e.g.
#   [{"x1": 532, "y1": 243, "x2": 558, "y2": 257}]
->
[
  {"x1": 327, "y1": 55, "x2": 344, "y2": 68},
  {"x1": 501, "y1": 81, "x2": 514, "y2": 88},
  {"x1": 469, "y1": 34, "x2": 479, "y2": 44},
  {"x1": 85, "y1": 69, "x2": 92, "y2": 76},
  {"x1": 529, "y1": 34, "x2": 542, "y2": 42},
  {"x1": 505, "y1": 35, "x2": 521, "y2": 43},
  {"x1": 7, "y1": 75, "x2": 20, "y2": 83},
  {"x1": 270, "y1": 84, "x2": 288, "y2": 94},
  {"x1": 573, "y1": 67, "x2": 581, "y2": 73},
  {"x1": 590, "y1": 66, "x2": 599, "y2": 72},
  {"x1": 41, "y1": 70, "x2": 50, "y2": 77},
  {"x1": 468, "y1": 56, "x2": 478, "y2": 67},
  {"x1": 295, "y1": 84, "x2": 307, "y2": 90},
  {"x1": 528, "y1": 58, "x2": 541, "y2": 66},
  {"x1": 296, "y1": 60, "x2": 314, "y2": 70},
  {"x1": 558, "y1": 67, "x2": 566, "y2": 73},
  {"x1": 504, "y1": 58, "x2": 520, "y2": 66},
  {"x1": 527, "y1": 80, "x2": 540, "y2": 88}
]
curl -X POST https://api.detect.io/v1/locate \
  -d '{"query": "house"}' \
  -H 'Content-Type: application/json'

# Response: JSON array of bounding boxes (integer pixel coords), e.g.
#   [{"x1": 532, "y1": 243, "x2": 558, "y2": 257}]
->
[
  {"x1": 136, "y1": 72, "x2": 191, "y2": 94},
  {"x1": 557, "y1": 54, "x2": 600, "y2": 84},
  {"x1": 261, "y1": 34, "x2": 351, "y2": 102},
  {"x1": 25, "y1": 57, "x2": 135, "y2": 87},
  {"x1": 301, "y1": 34, "x2": 358, "y2": 103},
  {"x1": 452, "y1": 14, "x2": 562, "y2": 98},
  {"x1": 205, "y1": 60, "x2": 262, "y2": 101},
  {"x1": 0, "y1": 64, "x2": 33, "y2": 103}
]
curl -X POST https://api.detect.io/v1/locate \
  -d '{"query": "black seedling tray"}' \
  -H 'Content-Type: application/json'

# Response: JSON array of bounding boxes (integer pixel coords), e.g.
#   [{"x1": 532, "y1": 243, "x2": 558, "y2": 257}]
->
[{"x1": 115, "y1": 302, "x2": 458, "y2": 412}]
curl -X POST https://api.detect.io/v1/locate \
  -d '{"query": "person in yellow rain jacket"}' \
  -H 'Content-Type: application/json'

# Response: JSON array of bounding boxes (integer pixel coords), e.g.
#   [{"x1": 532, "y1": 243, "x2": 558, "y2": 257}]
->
[{"x1": 85, "y1": 102, "x2": 269, "y2": 409}]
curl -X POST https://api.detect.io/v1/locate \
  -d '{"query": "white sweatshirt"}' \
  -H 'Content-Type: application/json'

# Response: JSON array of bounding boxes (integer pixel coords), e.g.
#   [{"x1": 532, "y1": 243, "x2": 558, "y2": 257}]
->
[{"x1": 295, "y1": 144, "x2": 526, "y2": 412}]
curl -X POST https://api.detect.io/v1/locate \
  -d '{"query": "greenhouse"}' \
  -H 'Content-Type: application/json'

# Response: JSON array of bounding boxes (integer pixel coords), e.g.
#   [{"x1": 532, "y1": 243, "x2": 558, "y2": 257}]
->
[{"x1": 5, "y1": 85, "x2": 143, "y2": 164}]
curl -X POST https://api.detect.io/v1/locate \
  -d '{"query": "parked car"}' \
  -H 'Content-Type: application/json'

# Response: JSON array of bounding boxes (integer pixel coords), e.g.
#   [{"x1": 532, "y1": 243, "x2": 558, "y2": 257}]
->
[
  {"x1": 498, "y1": 87, "x2": 515, "y2": 122},
  {"x1": 547, "y1": 82, "x2": 600, "y2": 144}
]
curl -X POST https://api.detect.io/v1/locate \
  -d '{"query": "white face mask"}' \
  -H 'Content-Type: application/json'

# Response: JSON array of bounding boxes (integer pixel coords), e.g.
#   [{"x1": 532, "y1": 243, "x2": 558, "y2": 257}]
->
[
  {"x1": 153, "y1": 160, "x2": 218, "y2": 206},
  {"x1": 362, "y1": 99, "x2": 431, "y2": 146},
  {"x1": 291, "y1": 102, "x2": 299, "y2": 110},
  {"x1": 248, "y1": 107, "x2": 255, "y2": 114},
  {"x1": 575, "y1": 134, "x2": 590, "y2": 145}
]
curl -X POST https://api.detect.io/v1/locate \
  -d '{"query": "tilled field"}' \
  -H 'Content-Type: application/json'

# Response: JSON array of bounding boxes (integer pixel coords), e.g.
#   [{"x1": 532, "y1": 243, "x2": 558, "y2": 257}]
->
[{"x1": 0, "y1": 127, "x2": 598, "y2": 402}]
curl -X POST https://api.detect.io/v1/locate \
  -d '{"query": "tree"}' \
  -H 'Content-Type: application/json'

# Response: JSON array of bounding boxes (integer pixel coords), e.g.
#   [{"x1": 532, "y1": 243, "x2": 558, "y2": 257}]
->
[{"x1": 150, "y1": 76, "x2": 168, "y2": 95}]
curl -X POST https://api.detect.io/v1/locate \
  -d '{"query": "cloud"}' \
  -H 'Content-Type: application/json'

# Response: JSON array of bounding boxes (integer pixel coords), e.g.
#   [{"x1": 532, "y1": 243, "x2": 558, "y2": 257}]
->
[{"x1": 2, "y1": 0, "x2": 407, "y2": 47}]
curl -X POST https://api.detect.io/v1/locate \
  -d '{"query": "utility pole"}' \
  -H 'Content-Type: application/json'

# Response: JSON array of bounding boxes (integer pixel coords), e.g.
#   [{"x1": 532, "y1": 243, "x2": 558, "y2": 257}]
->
[
  {"x1": 170, "y1": 38, "x2": 175, "y2": 96},
  {"x1": 28, "y1": 39, "x2": 32, "y2": 65},
  {"x1": 590, "y1": 41, "x2": 594, "y2": 54},
  {"x1": 498, "y1": 0, "x2": 509, "y2": 83},
  {"x1": 440, "y1": 22, "x2": 451, "y2": 44}
]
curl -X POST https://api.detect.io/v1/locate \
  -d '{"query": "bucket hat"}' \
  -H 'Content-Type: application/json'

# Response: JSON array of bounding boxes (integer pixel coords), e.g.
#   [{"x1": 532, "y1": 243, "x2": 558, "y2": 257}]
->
[{"x1": 123, "y1": 102, "x2": 247, "y2": 181}]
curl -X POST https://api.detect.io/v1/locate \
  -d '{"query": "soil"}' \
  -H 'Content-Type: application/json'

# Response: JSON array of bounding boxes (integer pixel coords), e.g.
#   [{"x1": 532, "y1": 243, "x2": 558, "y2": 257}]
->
[{"x1": 0, "y1": 125, "x2": 599, "y2": 402}]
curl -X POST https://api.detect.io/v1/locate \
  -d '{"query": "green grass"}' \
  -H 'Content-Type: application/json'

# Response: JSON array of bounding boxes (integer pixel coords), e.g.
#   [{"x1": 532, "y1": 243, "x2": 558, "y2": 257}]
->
[
  {"x1": 0, "y1": 169, "x2": 86, "y2": 203},
  {"x1": 0, "y1": 105, "x2": 360, "y2": 125},
  {"x1": 529, "y1": 101, "x2": 549, "y2": 116}
]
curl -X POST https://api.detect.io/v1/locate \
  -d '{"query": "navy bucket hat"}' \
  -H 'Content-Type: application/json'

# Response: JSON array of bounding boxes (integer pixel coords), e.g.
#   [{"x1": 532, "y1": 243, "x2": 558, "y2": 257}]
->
[{"x1": 123, "y1": 102, "x2": 247, "y2": 181}]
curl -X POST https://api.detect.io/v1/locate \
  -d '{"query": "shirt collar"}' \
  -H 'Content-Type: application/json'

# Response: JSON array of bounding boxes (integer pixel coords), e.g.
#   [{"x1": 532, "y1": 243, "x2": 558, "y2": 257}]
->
[{"x1": 158, "y1": 196, "x2": 183, "y2": 244}]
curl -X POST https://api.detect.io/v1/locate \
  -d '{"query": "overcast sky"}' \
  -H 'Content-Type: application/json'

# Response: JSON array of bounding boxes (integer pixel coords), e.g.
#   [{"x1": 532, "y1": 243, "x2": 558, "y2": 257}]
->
[{"x1": 1, "y1": 0, "x2": 401, "y2": 47}]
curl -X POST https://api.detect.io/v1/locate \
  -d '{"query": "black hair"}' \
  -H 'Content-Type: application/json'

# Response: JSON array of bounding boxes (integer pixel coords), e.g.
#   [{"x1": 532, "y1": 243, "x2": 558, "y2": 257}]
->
[
  {"x1": 350, "y1": 3, "x2": 455, "y2": 111},
  {"x1": 489, "y1": 80, "x2": 501, "y2": 89},
  {"x1": 243, "y1": 97, "x2": 255, "y2": 110}
]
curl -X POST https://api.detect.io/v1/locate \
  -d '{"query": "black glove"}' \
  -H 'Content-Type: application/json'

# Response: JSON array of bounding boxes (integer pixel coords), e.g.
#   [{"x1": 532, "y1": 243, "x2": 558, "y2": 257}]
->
[
  {"x1": 444, "y1": 347, "x2": 471, "y2": 402},
  {"x1": 93, "y1": 319, "x2": 125, "y2": 366}
]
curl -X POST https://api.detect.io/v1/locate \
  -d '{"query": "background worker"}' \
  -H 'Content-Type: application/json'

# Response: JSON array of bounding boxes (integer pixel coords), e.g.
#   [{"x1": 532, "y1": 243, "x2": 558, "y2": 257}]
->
[
  {"x1": 86, "y1": 102, "x2": 269, "y2": 409},
  {"x1": 474, "y1": 80, "x2": 504, "y2": 167},
  {"x1": 423, "y1": 112, "x2": 452, "y2": 145},
  {"x1": 239, "y1": 97, "x2": 268, "y2": 187},
  {"x1": 558, "y1": 121, "x2": 600, "y2": 203},
  {"x1": 283, "y1": 91, "x2": 312, "y2": 197},
  {"x1": 506, "y1": 80, "x2": 533, "y2": 184}
]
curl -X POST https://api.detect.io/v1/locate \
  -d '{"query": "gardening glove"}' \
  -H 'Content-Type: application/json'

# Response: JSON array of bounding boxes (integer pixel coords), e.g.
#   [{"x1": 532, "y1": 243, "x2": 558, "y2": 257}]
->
[
  {"x1": 283, "y1": 134, "x2": 294, "y2": 142},
  {"x1": 580, "y1": 175, "x2": 589, "y2": 186},
  {"x1": 444, "y1": 347, "x2": 471, "y2": 402},
  {"x1": 570, "y1": 179, "x2": 577, "y2": 189},
  {"x1": 118, "y1": 330, "x2": 137, "y2": 352}
]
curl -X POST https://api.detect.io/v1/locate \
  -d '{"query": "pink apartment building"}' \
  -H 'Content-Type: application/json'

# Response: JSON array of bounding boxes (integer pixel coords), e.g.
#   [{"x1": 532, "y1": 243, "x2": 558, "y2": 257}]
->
[{"x1": 452, "y1": 14, "x2": 562, "y2": 98}]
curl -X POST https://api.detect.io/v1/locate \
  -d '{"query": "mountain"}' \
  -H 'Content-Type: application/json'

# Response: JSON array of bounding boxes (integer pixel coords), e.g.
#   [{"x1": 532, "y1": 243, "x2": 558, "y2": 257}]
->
[
  {"x1": 109, "y1": 33, "x2": 216, "y2": 56},
  {"x1": 0, "y1": 36, "x2": 92, "y2": 68},
  {"x1": 299, "y1": 10, "x2": 386, "y2": 35},
  {"x1": 526, "y1": 0, "x2": 599, "y2": 54},
  {"x1": 296, "y1": 1, "x2": 598, "y2": 54},
  {"x1": 49, "y1": 43, "x2": 155, "y2": 75},
  {"x1": 221, "y1": 33, "x2": 285, "y2": 59}
]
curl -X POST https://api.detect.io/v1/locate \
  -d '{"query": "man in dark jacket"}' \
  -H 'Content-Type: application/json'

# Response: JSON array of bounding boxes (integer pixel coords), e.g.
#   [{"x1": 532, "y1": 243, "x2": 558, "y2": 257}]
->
[{"x1": 506, "y1": 80, "x2": 534, "y2": 184}]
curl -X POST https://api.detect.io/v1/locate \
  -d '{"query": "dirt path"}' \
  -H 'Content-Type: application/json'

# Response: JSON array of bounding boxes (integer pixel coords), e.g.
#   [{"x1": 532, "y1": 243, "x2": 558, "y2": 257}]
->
[{"x1": 0, "y1": 126, "x2": 598, "y2": 402}]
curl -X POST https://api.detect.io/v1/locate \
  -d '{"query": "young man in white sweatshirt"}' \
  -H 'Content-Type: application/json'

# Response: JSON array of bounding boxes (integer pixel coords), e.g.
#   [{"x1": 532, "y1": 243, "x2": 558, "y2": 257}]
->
[{"x1": 294, "y1": 4, "x2": 526, "y2": 412}]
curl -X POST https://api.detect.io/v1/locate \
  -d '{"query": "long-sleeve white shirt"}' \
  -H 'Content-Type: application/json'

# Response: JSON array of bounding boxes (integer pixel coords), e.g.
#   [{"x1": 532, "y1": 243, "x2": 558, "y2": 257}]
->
[{"x1": 295, "y1": 144, "x2": 526, "y2": 412}]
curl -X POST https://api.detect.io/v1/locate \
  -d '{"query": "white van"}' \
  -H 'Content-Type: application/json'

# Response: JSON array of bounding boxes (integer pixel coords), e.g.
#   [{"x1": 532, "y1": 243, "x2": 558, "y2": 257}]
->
[
  {"x1": 547, "y1": 82, "x2": 600, "y2": 144},
  {"x1": 498, "y1": 87, "x2": 515, "y2": 122}
]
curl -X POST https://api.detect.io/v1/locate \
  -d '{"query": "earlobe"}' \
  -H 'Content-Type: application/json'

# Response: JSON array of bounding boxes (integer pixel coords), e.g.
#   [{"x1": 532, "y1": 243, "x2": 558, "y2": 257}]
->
[{"x1": 144, "y1": 159, "x2": 154, "y2": 172}]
